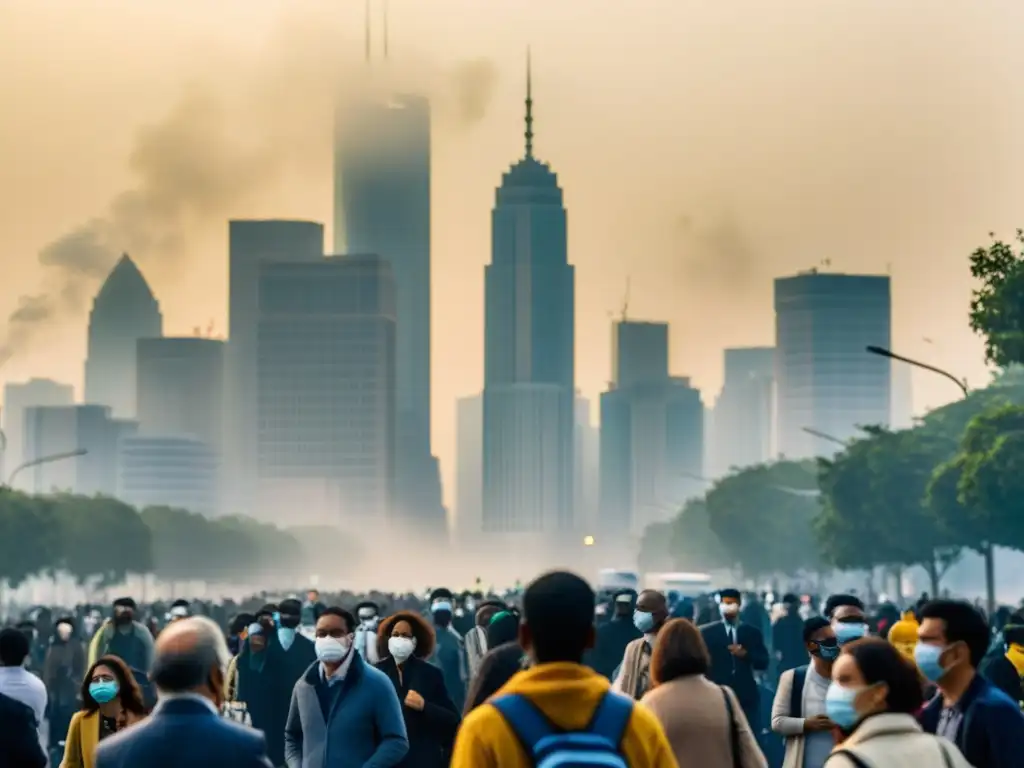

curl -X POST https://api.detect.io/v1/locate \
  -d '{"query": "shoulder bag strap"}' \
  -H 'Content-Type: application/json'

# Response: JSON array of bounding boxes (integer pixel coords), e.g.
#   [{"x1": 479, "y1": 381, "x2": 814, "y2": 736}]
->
[
  {"x1": 790, "y1": 665, "x2": 808, "y2": 718},
  {"x1": 587, "y1": 692, "x2": 634, "y2": 749},
  {"x1": 720, "y1": 685, "x2": 742, "y2": 768}
]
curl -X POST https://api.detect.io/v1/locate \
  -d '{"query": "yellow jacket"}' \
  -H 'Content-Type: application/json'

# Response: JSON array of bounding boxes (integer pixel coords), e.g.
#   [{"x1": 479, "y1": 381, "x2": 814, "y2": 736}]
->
[
  {"x1": 450, "y1": 662, "x2": 678, "y2": 768},
  {"x1": 60, "y1": 711, "x2": 100, "y2": 768}
]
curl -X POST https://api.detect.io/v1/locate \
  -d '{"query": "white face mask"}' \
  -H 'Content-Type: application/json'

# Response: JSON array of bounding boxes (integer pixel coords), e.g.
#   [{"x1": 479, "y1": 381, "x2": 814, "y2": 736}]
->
[
  {"x1": 56, "y1": 624, "x2": 72, "y2": 641},
  {"x1": 388, "y1": 636, "x2": 417, "y2": 663},
  {"x1": 315, "y1": 636, "x2": 350, "y2": 664}
]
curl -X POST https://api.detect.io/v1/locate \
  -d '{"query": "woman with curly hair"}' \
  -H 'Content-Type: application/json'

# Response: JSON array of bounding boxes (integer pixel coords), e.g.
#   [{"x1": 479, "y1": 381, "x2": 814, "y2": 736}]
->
[
  {"x1": 60, "y1": 655, "x2": 147, "y2": 768},
  {"x1": 376, "y1": 610, "x2": 460, "y2": 768}
]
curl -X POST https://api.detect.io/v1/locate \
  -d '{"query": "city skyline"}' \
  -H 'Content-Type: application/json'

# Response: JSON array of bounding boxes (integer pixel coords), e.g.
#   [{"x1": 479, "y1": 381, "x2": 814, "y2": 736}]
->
[{"x1": 1, "y1": 0, "x2": 1015, "y2": 509}]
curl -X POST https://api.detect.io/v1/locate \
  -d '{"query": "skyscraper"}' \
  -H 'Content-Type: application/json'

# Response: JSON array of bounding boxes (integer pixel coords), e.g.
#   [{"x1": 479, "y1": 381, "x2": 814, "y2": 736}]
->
[
  {"x1": 226, "y1": 220, "x2": 324, "y2": 505},
  {"x1": 482, "y1": 55, "x2": 575, "y2": 535},
  {"x1": 2, "y1": 378, "x2": 74, "y2": 487},
  {"x1": 454, "y1": 393, "x2": 483, "y2": 546},
  {"x1": 599, "y1": 321, "x2": 703, "y2": 544},
  {"x1": 774, "y1": 270, "x2": 892, "y2": 458},
  {"x1": 136, "y1": 337, "x2": 225, "y2": 452},
  {"x1": 709, "y1": 347, "x2": 774, "y2": 477},
  {"x1": 84, "y1": 255, "x2": 162, "y2": 418},
  {"x1": 255, "y1": 255, "x2": 396, "y2": 529},
  {"x1": 334, "y1": 83, "x2": 442, "y2": 532}
]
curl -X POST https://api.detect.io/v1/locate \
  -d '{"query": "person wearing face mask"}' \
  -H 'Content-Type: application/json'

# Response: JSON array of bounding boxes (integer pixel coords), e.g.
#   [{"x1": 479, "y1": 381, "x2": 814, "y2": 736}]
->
[
  {"x1": 260, "y1": 599, "x2": 315, "y2": 767},
  {"x1": 376, "y1": 611, "x2": 460, "y2": 768},
  {"x1": 463, "y1": 600, "x2": 507, "y2": 681},
  {"x1": 916, "y1": 599, "x2": 1024, "y2": 768},
  {"x1": 44, "y1": 617, "x2": 87, "y2": 754},
  {"x1": 87, "y1": 598, "x2": 154, "y2": 675},
  {"x1": 167, "y1": 600, "x2": 191, "y2": 624},
  {"x1": 93, "y1": 616, "x2": 273, "y2": 768},
  {"x1": 284, "y1": 607, "x2": 408, "y2": 768},
  {"x1": 425, "y1": 588, "x2": 468, "y2": 712},
  {"x1": 354, "y1": 602, "x2": 382, "y2": 665},
  {"x1": 61, "y1": 655, "x2": 147, "y2": 768},
  {"x1": 586, "y1": 590, "x2": 642, "y2": 679},
  {"x1": 611, "y1": 589, "x2": 669, "y2": 700},
  {"x1": 701, "y1": 588, "x2": 769, "y2": 737},
  {"x1": 822, "y1": 638, "x2": 973, "y2": 768},
  {"x1": 824, "y1": 594, "x2": 869, "y2": 648},
  {"x1": 771, "y1": 617, "x2": 840, "y2": 768}
]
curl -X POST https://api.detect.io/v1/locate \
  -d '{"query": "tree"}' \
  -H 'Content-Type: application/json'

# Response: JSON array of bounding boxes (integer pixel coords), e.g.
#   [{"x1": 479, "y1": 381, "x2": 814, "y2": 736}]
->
[
  {"x1": 51, "y1": 494, "x2": 153, "y2": 585},
  {"x1": 817, "y1": 426, "x2": 962, "y2": 594},
  {"x1": 638, "y1": 500, "x2": 731, "y2": 574},
  {"x1": 704, "y1": 460, "x2": 820, "y2": 580},
  {"x1": 968, "y1": 230, "x2": 1024, "y2": 367},
  {"x1": 0, "y1": 490, "x2": 56, "y2": 587}
]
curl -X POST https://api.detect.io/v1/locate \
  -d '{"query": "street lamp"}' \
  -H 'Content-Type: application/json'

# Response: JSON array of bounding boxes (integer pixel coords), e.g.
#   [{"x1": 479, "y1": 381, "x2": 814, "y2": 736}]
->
[{"x1": 5, "y1": 448, "x2": 88, "y2": 488}]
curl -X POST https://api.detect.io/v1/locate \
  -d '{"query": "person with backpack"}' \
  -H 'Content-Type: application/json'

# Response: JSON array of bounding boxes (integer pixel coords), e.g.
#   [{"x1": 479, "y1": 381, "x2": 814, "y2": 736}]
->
[
  {"x1": 450, "y1": 570, "x2": 677, "y2": 768},
  {"x1": 771, "y1": 617, "x2": 839, "y2": 768}
]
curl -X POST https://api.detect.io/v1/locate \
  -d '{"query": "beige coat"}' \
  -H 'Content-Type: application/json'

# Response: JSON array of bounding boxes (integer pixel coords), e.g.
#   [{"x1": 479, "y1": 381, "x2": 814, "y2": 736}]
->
[
  {"x1": 641, "y1": 675, "x2": 767, "y2": 768},
  {"x1": 824, "y1": 713, "x2": 973, "y2": 768},
  {"x1": 771, "y1": 667, "x2": 808, "y2": 768}
]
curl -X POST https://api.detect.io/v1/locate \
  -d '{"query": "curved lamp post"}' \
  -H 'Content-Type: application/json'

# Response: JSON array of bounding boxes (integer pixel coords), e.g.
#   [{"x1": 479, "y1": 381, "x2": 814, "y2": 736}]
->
[{"x1": 5, "y1": 448, "x2": 88, "y2": 488}]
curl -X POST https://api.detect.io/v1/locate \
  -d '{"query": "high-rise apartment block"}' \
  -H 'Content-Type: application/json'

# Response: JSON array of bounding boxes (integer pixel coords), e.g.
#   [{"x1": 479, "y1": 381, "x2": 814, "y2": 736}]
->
[
  {"x1": 709, "y1": 347, "x2": 774, "y2": 476},
  {"x1": 774, "y1": 270, "x2": 891, "y2": 458},
  {"x1": 2, "y1": 378, "x2": 74, "y2": 487},
  {"x1": 255, "y1": 255, "x2": 396, "y2": 528}
]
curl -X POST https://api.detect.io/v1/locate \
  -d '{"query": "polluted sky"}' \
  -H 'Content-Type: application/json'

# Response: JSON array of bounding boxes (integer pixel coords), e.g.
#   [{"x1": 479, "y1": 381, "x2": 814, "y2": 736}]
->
[{"x1": 1, "y1": 0, "x2": 1022, "y2": 513}]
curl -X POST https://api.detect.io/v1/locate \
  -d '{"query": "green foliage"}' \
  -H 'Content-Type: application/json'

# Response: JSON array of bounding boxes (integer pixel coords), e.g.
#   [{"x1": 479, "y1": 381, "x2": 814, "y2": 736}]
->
[
  {"x1": 0, "y1": 492, "x2": 307, "y2": 587},
  {"x1": 968, "y1": 230, "x2": 1024, "y2": 368},
  {"x1": 817, "y1": 426, "x2": 961, "y2": 592},
  {"x1": 704, "y1": 460, "x2": 821, "y2": 580},
  {"x1": 637, "y1": 500, "x2": 731, "y2": 574}
]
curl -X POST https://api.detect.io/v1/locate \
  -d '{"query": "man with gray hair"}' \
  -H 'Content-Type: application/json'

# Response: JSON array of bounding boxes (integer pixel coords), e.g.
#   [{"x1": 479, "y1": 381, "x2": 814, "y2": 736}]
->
[{"x1": 95, "y1": 616, "x2": 273, "y2": 768}]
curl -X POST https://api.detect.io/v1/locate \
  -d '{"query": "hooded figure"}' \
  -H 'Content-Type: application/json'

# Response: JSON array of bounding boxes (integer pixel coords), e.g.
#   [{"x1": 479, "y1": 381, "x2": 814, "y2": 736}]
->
[
  {"x1": 354, "y1": 601, "x2": 382, "y2": 664},
  {"x1": 87, "y1": 597, "x2": 154, "y2": 673},
  {"x1": 426, "y1": 587, "x2": 468, "y2": 711}
]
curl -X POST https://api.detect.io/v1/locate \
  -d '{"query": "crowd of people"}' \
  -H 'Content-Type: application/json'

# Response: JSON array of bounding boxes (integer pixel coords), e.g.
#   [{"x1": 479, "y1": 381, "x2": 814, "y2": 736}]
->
[{"x1": 2, "y1": 575, "x2": 1024, "y2": 767}]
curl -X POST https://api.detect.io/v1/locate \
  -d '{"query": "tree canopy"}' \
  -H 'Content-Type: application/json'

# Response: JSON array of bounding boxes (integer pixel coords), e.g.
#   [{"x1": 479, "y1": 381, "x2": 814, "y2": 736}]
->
[{"x1": 969, "y1": 230, "x2": 1024, "y2": 368}]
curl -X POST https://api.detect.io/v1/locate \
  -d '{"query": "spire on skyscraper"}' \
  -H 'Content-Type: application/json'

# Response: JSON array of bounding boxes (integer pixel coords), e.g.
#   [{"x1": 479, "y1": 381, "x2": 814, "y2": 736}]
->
[{"x1": 525, "y1": 48, "x2": 534, "y2": 159}]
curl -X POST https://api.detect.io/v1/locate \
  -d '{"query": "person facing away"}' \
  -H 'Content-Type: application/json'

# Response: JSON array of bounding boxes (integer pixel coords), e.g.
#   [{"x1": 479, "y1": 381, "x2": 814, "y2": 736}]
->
[
  {"x1": 450, "y1": 569, "x2": 678, "y2": 768},
  {"x1": 916, "y1": 599, "x2": 1024, "y2": 768},
  {"x1": 464, "y1": 600, "x2": 507, "y2": 680},
  {"x1": 284, "y1": 606, "x2": 408, "y2": 768},
  {"x1": 45, "y1": 616, "x2": 87, "y2": 752},
  {"x1": 824, "y1": 594, "x2": 870, "y2": 649},
  {"x1": 641, "y1": 618, "x2": 766, "y2": 768},
  {"x1": 425, "y1": 588, "x2": 468, "y2": 711},
  {"x1": 771, "y1": 617, "x2": 840, "y2": 768},
  {"x1": 587, "y1": 590, "x2": 642, "y2": 679},
  {"x1": 463, "y1": 610, "x2": 527, "y2": 715},
  {"x1": 354, "y1": 602, "x2": 382, "y2": 665},
  {"x1": 980, "y1": 613, "x2": 1024, "y2": 705},
  {"x1": 375, "y1": 611, "x2": 460, "y2": 768},
  {"x1": 822, "y1": 637, "x2": 972, "y2": 768},
  {"x1": 773, "y1": 594, "x2": 811, "y2": 676},
  {"x1": 612, "y1": 589, "x2": 670, "y2": 700},
  {"x1": 87, "y1": 597, "x2": 155, "y2": 675},
  {"x1": 700, "y1": 588, "x2": 770, "y2": 734},
  {"x1": 0, "y1": 689, "x2": 47, "y2": 768},
  {"x1": 93, "y1": 616, "x2": 272, "y2": 768},
  {"x1": 60, "y1": 654, "x2": 147, "y2": 768},
  {"x1": 0, "y1": 626, "x2": 48, "y2": 745}
]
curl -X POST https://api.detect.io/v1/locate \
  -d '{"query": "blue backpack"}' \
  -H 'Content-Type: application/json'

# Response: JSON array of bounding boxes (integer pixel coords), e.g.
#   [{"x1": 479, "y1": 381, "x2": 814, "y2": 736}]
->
[{"x1": 491, "y1": 690, "x2": 633, "y2": 768}]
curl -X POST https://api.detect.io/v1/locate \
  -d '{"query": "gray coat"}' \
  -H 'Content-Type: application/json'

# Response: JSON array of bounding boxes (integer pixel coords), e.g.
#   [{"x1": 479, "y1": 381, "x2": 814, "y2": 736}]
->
[{"x1": 284, "y1": 655, "x2": 408, "y2": 768}]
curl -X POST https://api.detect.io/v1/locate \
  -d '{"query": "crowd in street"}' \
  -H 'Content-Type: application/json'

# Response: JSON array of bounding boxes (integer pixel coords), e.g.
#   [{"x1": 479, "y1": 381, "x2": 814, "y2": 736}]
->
[{"x1": 2, "y1": 575, "x2": 1024, "y2": 767}]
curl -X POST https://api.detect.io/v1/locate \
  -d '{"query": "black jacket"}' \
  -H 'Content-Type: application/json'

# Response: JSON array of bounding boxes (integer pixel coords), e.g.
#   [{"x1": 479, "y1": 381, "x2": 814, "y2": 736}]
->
[
  {"x1": 376, "y1": 655, "x2": 460, "y2": 768},
  {"x1": 0, "y1": 691, "x2": 46, "y2": 768},
  {"x1": 699, "y1": 620, "x2": 769, "y2": 712}
]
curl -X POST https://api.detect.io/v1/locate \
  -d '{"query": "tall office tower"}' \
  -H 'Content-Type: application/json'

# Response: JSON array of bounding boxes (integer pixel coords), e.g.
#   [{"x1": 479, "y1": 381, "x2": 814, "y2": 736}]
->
[
  {"x1": 23, "y1": 404, "x2": 136, "y2": 495},
  {"x1": 137, "y1": 337, "x2": 225, "y2": 451},
  {"x1": 84, "y1": 255, "x2": 163, "y2": 418},
  {"x1": 2, "y1": 378, "x2": 74, "y2": 487},
  {"x1": 575, "y1": 395, "x2": 600, "y2": 536},
  {"x1": 891, "y1": 362, "x2": 914, "y2": 429},
  {"x1": 454, "y1": 393, "x2": 483, "y2": 547},
  {"x1": 335, "y1": 81, "x2": 442, "y2": 532},
  {"x1": 118, "y1": 435, "x2": 219, "y2": 515},
  {"x1": 256, "y1": 255, "x2": 396, "y2": 529},
  {"x1": 482, "y1": 56, "x2": 575, "y2": 537},
  {"x1": 775, "y1": 270, "x2": 892, "y2": 458},
  {"x1": 226, "y1": 220, "x2": 324, "y2": 506},
  {"x1": 599, "y1": 321, "x2": 704, "y2": 545},
  {"x1": 709, "y1": 347, "x2": 775, "y2": 477}
]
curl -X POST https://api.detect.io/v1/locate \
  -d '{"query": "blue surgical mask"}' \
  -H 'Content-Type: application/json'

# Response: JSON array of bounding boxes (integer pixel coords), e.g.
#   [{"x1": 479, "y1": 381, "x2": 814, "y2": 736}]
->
[
  {"x1": 431, "y1": 601, "x2": 453, "y2": 613},
  {"x1": 89, "y1": 680, "x2": 120, "y2": 705},
  {"x1": 824, "y1": 683, "x2": 861, "y2": 730},
  {"x1": 277, "y1": 627, "x2": 296, "y2": 651},
  {"x1": 833, "y1": 622, "x2": 867, "y2": 644},
  {"x1": 633, "y1": 610, "x2": 655, "y2": 633},
  {"x1": 815, "y1": 642, "x2": 840, "y2": 661},
  {"x1": 914, "y1": 642, "x2": 948, "y2": 683}
]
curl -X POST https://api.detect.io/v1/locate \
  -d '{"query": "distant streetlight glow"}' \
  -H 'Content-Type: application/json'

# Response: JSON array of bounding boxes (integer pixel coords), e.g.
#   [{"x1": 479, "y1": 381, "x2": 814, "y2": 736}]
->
[{"x1": 583, "y1": 535, "x2": 595, "y2": 547}]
